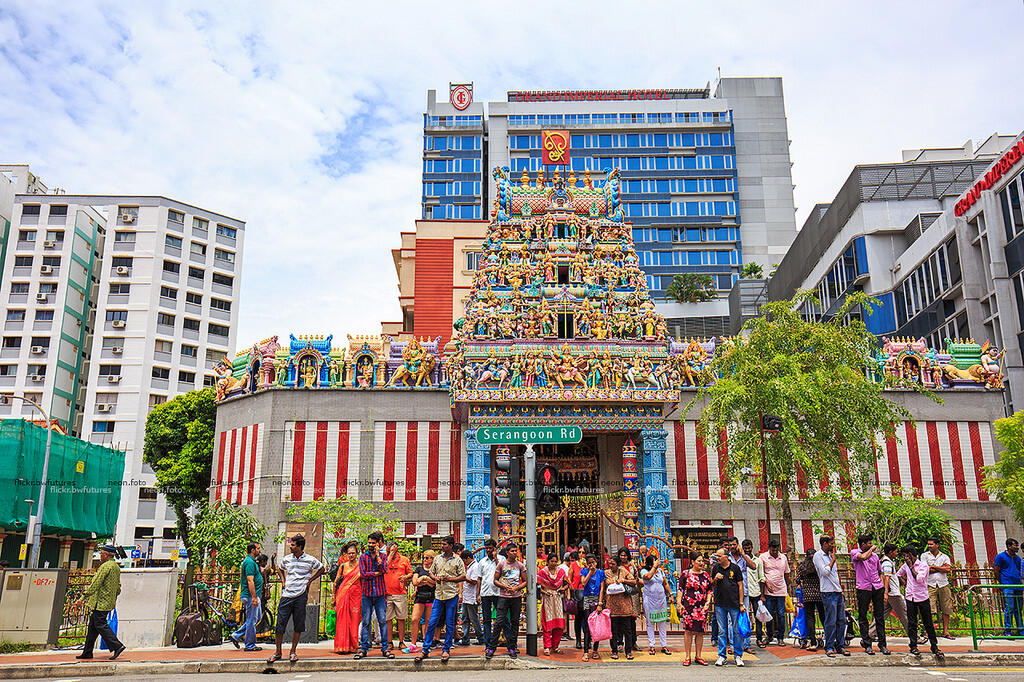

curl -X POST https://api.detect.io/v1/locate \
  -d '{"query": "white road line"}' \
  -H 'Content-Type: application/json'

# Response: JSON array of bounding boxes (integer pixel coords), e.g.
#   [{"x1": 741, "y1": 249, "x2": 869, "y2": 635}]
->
[
  {"x1": 924, "y1": 672, "x2": 948, "y2": 677},
  {"x1": 947, "y1": 678, "x2": 968, "y2": 681}
]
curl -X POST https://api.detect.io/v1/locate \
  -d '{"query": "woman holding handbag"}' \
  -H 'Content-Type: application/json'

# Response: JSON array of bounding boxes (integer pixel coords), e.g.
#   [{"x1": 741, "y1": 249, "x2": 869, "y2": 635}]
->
[
  {"x1": 600, "y1": 555, "x2": 638, "y2": 659},
  {"x1": 677, "y1": 552, "x2": 712, "y2": 666},
  {"x1": 538, "y1": 553, "x2": 569, "y2": 655},
  {"x1": 579, "y1": 554, "x2": 605, "y2": 661}
]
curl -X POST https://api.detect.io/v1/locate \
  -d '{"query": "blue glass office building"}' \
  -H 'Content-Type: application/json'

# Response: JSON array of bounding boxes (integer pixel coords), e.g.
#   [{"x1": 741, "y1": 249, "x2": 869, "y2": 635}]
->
[{"x1": 423, "y1": 79, "x2": 798, "y2": 336}]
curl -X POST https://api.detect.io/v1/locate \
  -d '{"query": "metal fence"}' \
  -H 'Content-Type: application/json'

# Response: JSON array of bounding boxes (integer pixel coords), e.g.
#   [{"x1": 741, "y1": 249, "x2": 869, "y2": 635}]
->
[{"x1": 965, "y1": 584, "x2": 1024, "y2": 649}]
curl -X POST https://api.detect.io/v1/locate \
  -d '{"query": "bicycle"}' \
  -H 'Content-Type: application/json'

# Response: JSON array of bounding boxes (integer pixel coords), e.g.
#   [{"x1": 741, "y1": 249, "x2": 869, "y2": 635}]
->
[{"x1": 190, "y1": 582, "x2": 276, "y2": 641}]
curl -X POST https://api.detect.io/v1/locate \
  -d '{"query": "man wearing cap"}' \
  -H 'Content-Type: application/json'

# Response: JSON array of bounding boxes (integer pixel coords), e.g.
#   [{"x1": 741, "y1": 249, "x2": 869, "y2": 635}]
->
[{"x1": 75, "y1": 545, "x2": 126, "y2": 660}]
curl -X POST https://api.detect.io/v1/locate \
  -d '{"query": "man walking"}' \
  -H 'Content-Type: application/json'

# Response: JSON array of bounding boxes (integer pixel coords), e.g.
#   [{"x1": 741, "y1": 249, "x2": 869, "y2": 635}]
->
[
  {"x1": 477, "y1": 538, "x2": 500, "y2": 649},
  {"x1": 994, "y1": 538, "x2": 1023, "y2": 636},
  {"x1": 728, "y1": 537, "x2": 755, "y2": 653},
  {"x1": 229, "y1": 542, "x2": 264, "y2": 651},
  {"x1": 269, "y1": 534, "x2": 324, "y2": 664},
  {"x1": 355, "y1": 531, "x2": 390, "y2": 659},
  {"x1": 460, "y1": 549, "x2": 485, "y2": 646},
  {"x1": 711, "y1": 548, "x2": 745, "y2": 667},
  {"x1": 383, "y1": 540, "x2": 413, "y2": 650},
  {"x1": 921, "y1": 537, "x2": 954, "y2": 639},
  {"x1": 814, "y1": 535, "x2": 849, "y2": 658},
  {"x1": 760, "y1": 539, "x2": 790, "y2": 645},
  {"x1": 851, "y1": 533, "x2": 890, "y2": 655},
  {"x1": 75, "y1": 544, "x2": 126, "y2": 660},
  {"x1": 741, "y1": 539, "x2": 766, "y2": 648},
  {"x1": 486, "y1": 543, "x2": 527, "y2": 660},
  {"x1": 870, "y1": 542, "x2": 908, "y2": 641},
  {"x1": 415, "y1": 535, "x2": 466, "y2": 662}
]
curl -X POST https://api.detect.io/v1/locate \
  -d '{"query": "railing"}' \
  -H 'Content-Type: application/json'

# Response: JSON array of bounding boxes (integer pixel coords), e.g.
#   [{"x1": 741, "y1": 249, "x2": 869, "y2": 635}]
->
[{"x1": 966, "y1": 584, "x2": 1024, "y2": 650}]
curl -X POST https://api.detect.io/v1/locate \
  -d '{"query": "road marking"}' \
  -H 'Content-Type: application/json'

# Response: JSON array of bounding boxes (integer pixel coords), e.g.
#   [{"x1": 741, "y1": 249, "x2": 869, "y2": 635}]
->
[
  {"x1": 923, "y1": 672, "x2": 947, "y2": 677},
  {"x1": 947, "y1": 678, "x2": 968, "y2": 681}
]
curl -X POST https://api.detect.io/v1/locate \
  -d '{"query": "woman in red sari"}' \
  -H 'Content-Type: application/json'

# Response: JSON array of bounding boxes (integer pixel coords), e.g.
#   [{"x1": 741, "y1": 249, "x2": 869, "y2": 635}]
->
[
  {"x1": 538, "y1": 553, "x2": 569, "y2": 655},
  {"x1": 333, "y1": 541, "x2": 361, "y2": 654}
]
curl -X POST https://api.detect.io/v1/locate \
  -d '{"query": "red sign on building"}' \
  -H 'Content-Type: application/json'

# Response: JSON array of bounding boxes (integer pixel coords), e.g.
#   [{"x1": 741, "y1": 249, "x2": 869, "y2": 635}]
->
[
  {"x1": 450, "y1": 83, "x2": 473, "y2": 111},
  {"x1": 542, "y1": 130, "x2": 570, "y2": 166}
]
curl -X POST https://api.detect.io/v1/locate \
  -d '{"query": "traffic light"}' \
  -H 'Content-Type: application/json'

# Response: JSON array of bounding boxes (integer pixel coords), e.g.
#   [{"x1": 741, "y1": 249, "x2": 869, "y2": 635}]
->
[
  {"x1": 494, "y1": 450, "x2": 521, "y2": 515},
  {"x1": 761, "y1": 414, "x2": 783, "y2": 432},
  {"x1": 536, "y1": 463, "x2": 561, "y2": 513}
]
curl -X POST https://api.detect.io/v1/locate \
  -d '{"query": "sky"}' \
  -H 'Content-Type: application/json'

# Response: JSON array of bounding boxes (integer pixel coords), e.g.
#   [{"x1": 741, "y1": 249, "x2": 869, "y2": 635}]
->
[{"x1": 1, "y1": 1, "x2": 1022, "y2": 346}]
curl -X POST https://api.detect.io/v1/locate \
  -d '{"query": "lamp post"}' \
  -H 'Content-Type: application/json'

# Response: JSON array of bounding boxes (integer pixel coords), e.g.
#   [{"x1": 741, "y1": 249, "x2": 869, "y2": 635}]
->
[
  {"x1": 759, "y1": 414, "x2": 783, "y2": 549},
  {"x1": 2, "y1": 393, "x2": 55, "y2": 568}
]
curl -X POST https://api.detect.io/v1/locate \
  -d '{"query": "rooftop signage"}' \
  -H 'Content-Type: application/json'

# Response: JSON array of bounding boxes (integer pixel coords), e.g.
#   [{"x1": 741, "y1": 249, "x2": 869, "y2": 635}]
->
[
  {"x1": 507, "y1": 89, "x2": 700, "y2": 102},
  {"x1": 955, "y1": 138, "x2": 1024, "y2": 217}
]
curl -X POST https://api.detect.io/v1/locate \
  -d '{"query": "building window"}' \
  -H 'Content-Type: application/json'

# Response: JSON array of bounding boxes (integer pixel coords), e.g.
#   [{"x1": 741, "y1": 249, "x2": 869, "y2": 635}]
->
[
  {"x1": 209, "y1": 323, "x2": 230, "y2": 337},
  {"x1": 10, "y1": 282, "x2": 29, "y2": 294},
  {"x1": 34, "y1": 310, "x2": 54, "y2": 321},
  {"x1": 21, "y1": 205, "x2": 41, "y2": 217},
  {"x1": 154, "y1": 339, "x2": 173, "y2": 353},
  {"x1": 162, "y1": 527, "x2": 178, "y2": 540},
  {"x1": 183, "y1": 318, "x2": 200, "y2": 331},
  {"x1": 152, "y1": 367, "x2": 170, "y2": 380},
  {"x1": 30, "y1": 336, "x2": 49, "y2": 348},
  {"x1": 215, "y1": 224, "x2": 236, "y2": 239},
  {"x1": 186, "y1": 292, "x2": 202, "y2": 305},
  {"x1": 210, "y1": 298, "x2": 231, "y2": 312},
  {"x1": 2, "y1": 337, "x2": 21, "y2": 348},
  {"x1": 160, "y1": 286, "x2": 177, "y2": 300},
  {"x1": 109, "y1": 283, "x2": 130, "y2": 295},
  {"x1": 134, "y1": 526, "x2": 154, "y2": 540},
  {"x1": 18, "y1": 229, "x2": 36, "y2": 241},
  {"x1": 178, "y1": 370, "x2": 195, "y2": 383},
  {"x1": 188, "y1": 266, "x2": 204, "y2": 280},
  {"x1": 193, "y1": 217, "x2": 209, "y2": 231},
  {"x1": 98, "y1": 364, "x2": 121, "y2": 376},
  {"x1": 6, "y1": 310, "x2": 25, "y2": 321},
  {"x1": 465, "y1": 252, "x2": 482, "y2": 270},
  {"x1": 42, "y1": 256, "x2": 61, "y2": 267},
  {"x1": 149, "y1": 394, "x2": 167, "y2": 407},
  {"x1": 190, "y1": 242, "x2": 206, "y2": 257},
  {"x1": 203, "y1": 374, "x2": 216, "y2": 387},
  {"x1": 28, "y1": 365, "x2": 46, "y2": 377},
  {"x1": 168, "y1": 209, "x2": 185, "y2": 224},
  {"x1": 92, "y1": 421, "x2": 115, "y2": 433},
  {"x1": 114, "y1": 231, "x2": 136, "y2": 243},
  {"x1": 0, "y1": 365, "x2": 16, "y2": 376},
  {"x1": 106, "y1": 310, "x2": 128, "y2": 322},
  {"x1": 40, "y1": 283, "x2": 58, "y2": 294},
  {"x1": 181, "y1": 344, "x2": 198, "y2": 357},
  {"x1": 14, "y1": 256, "x2": 32, "y2": 267},
  {"x1": 165, "y1": 235, "x2": 183, "y2": 249},
  {"x1": 139, "y1": 487, "x2": 158, "y2": 500},
  {"x1": 212, "y1": 273, "x2": 232, "y2": 288},
  {"x1": 163, "y1": 260, "x2": 180, "y2": 274},
  {"x1": 214, "y1": 248, "x2": 234, "y2": 263},
  {"x1": 157, "y1": 313, "x2": 175, "y2": 326},
  {"x1": 45, "y1": 229, "x2": 65, "y2": 242}
]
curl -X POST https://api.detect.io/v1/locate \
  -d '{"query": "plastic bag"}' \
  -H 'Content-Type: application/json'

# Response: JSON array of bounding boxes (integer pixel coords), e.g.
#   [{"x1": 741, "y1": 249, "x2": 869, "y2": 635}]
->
[
  {"x1": 789, "y1": 606, "x2": 805, "y2": 639},
  {"x1": 326, "y1": 608, "x2": 337, "y2": 637},
  {"x1": 737, "y1": 611, "x2": 752, "y2": 639},
  {"x1": 756, "y1": 601, "x2": 773, "y2": 623},
  {"x1": 588, "y1": 608, "x2": 612, "y2": 642},
  {"x1": 99, "y1": 609, "x2": 118, "y2": 650},
  {"x1": 785, "y1": 593, "x2": 796, "y2": 613},
  {"x1": 669, "y1": 603, "x2": 680, "y2": 624}
]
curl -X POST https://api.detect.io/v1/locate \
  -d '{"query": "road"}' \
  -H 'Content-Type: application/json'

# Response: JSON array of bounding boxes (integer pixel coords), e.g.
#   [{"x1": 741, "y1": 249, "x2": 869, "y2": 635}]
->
[{"x1": 31, "y1": 666, "x2": 1024, "y2": 682}]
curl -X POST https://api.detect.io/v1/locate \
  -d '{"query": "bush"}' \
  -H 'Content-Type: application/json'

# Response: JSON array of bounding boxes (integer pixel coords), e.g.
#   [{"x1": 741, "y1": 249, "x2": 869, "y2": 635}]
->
[{"x1": 855, "y1": 495, "x2": 956, "y2": 555}]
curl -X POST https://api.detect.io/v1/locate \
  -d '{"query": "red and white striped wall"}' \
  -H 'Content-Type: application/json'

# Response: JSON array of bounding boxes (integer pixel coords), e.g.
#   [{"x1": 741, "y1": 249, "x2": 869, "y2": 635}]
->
[
  {"x1": 370, "y1": 421, "x2": 463, "y2": 502},
  {"x1": 666, "y1": 420, "x2": 996, "y2": 502},
  {"x1": 213, "y1": 423, "x2": 266, "y2": 505},
  {"x1": 282, "y1": 421, "x2": 361, "y2": 502},
  {"x1": 403, "y1": 521, "x2": 462, "y2": 543}
]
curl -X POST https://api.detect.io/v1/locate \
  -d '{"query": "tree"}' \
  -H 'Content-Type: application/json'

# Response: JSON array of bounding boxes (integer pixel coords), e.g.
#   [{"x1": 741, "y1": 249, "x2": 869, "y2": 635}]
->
[
  {"x1": 740, "y1": 262, "x2": 764, "y2": 279},
  {"x1": 665, "y1": 273, "x2": 717, "y2": 304},
  {"x1": 852, "y1": 496, "x2": 955, "y2": 556},
  {"x1": 686, "y1": 291, "x2": 938, "y2": 556},
  {"x1": 984, "y1": 411, "x2": 1024, "y2": 528},
  {"x1": 190, "y1": 500, "x2": 269, "y2": 568},
  {"x1": 142, "y1": 388, "x2": 217, "y2": 560},
  {"x1": 285, "y1": 496, "x2": 418, "y2": 562}
]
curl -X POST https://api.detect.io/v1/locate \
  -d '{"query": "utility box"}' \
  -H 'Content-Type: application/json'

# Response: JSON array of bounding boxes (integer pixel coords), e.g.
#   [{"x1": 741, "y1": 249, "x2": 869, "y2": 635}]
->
[{"x1": 0, "y1": 568, "x2": 68, "y2": 646}]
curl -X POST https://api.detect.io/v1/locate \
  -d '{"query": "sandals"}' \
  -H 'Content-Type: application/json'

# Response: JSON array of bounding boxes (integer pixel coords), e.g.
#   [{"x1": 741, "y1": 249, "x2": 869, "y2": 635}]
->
[
  {"x1": 414, "y1": 651, "x2": 428, "y2": 662},
  {"x1": 385, "y1": 651, "x2": 395, "y2": 659},
  {"x1": 611, "y1": 653, "x2": 619, "y2": 659},
  {"x1": 440, "y1": 652, "x2": 450, "y2": 662},
  {"x1": 694, "y1": 657, "x2": 708, "y2": 666},
  {"x1": 353, "y1": 651, "x2": 366, "y2": 660},
  {"x1": 552, "y1": 648, "x2": 562, "y2": 655},
  {"x1": 626, "y1": 653, "x2": 634, "y2": 660},
  {"x1": 683, "y1": 659, "x2": 691, "y2": 666},
  {"x1": 543, "y1": 648, "x2": 551, "y2": 656},
  {"x1": 582, "y1": 653, "x2": 590, "y2": 661},
  {"x1": 266, "y1": 653, "x2": 282, "y2": 664},
  {"x1": 661, "y1": 648, "x2": 671, "y2": 655},
  {"x1": 649, "y1": 647, "x2": 656, "y2": 655},
  {"x1": 289, "y1": 653, "x2": 298, "y2": 663}
]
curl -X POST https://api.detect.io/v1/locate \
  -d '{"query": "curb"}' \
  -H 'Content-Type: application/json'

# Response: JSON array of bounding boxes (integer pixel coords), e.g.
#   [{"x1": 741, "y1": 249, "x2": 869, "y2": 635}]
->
[
  {"x1": 778, "y1": 652, "x2": 1024, "y2": 667},
  {"x1": 0, "y1": 656, "x2": 555, "y2": 679}
]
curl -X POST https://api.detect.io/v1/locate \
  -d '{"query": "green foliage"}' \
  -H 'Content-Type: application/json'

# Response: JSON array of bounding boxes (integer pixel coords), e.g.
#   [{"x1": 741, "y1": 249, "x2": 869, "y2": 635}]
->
[
  {"x1": 664, "y1": 273, "x2": 717, "y2": 304},
  {"x1": 0, "y1": 640, "x2": 42, "y2": 654},
  {"x1": 985, "y1": 411, "x2": 1024, "y2": 527},
  {"x1": 190, "y1": 499, "x2": 269, "y2": 568},
  {"x1": 851, "y1": 495, "x2": 956, "y2": 556},
  {"x1": 285, "y1": 496, "x2": 417, "y2": 562},
  {"x1": 740, "y1": 262, "x2": 764, "y2": 279},
  {"x1": 142, "y1": 388, "x2": 217, "y2": 558},
  {"x1": 687, "y1": 291, "x2": 940, "y2": 547}
]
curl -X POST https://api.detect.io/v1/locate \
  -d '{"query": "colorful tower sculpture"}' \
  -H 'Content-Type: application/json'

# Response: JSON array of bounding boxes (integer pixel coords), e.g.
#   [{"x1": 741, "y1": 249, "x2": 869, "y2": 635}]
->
[{"x1": 621, "y1": 438, "x2": 640, "y2": 555}]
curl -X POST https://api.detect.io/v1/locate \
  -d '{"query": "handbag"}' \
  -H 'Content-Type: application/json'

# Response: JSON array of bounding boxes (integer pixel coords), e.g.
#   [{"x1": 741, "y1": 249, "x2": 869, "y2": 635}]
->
[
  {"x1": 606, "y1": 582, "x2": 625, "y2": 595},
  {"x1": 564, "y1": 596, "x2": 578, "y2": 616},
  {"x1": 583, "y1": 594, "x2": 600, "y2": 611}
]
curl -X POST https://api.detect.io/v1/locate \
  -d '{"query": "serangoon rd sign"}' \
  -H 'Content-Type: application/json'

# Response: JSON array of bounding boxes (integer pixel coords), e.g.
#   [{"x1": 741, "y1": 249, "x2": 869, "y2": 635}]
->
[{"x1": 476, "y1": 425, "x2": 583, "y2": 445}]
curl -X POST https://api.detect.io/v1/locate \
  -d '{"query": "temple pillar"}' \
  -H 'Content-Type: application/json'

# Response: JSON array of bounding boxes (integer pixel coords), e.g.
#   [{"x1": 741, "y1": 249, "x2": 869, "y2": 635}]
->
[
  {"x1": 58, "y1": 538, "x2": 73, "y2": 568},
  {"x1": 621, "y1": 439, "x2": 640, "y2": 556},
  {"x1": 640, "y1": 427, "x2": 672, "y2": 551},
  {"x1": 464, "y1": 429, "x2": 492, "y2": 550}
]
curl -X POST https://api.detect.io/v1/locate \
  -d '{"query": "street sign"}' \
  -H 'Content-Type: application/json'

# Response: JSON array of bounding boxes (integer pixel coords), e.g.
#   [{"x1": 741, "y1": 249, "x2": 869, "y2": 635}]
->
[
  {"x1": 130, "y1": 549, "x2": 141, "y2": 559},
  {"x1": 178, "y1": 547, "x2": 188, "y2": 558},
  {"x1": 18, "y1": 544, "x2": 27, "y2": 561},
  {"x1": 476, "y1": 426, "x2": 582, "y2": 445}
]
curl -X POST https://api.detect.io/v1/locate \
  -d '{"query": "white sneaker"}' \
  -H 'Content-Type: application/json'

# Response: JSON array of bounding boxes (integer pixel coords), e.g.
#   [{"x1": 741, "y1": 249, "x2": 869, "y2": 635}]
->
[
  {"x1": 736, "y1": 657, "x2": 745, "y2": 667},
  {"x1": 715, "y1": 656, "x2": 725, "y2": 666}
]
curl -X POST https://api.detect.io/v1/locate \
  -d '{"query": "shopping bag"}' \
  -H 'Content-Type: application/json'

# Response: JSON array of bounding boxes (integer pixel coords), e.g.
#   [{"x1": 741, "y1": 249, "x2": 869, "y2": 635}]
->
[
  {"x1": 99, "y1": 609, "x2": 118, "y2": 650},
  {"x1": 756, "y1": 601, "x2": 773, "y2": 623},
  {"x1": 669, "y1": 603, "x2": 680, "y2": 625},
  {"x1": 326, "y1": 608, "x2": 337, "y2": 637},
  {"x1": 785, "y1": 593, "x2": 796, "y2": 613},
  {"x1": 737, "y1": 611, "x2": 752, "y2": 639},
  {"x1": 789, "y1": 606, "x2": 806, "y2": 639},
  {"x1": 588, "y1": 608, "x2": 612, "y2": 642}
]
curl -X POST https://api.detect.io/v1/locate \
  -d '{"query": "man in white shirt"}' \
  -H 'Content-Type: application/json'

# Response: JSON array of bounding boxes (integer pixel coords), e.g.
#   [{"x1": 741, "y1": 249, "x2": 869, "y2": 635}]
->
[
  {"x1": 921, "y1": 537, "x2": 954, "y2": 639},
  {"x1": 869, "y1": 542, "x2": 908, "y2": 640},
  {"x1": 813, "y1": 535, "x2": 849, "y2": 657},
  {"x1": 476, "y1": 538, "x2": 501, "y2": 648},
  {"x1": 269, "y1": 534, "x2": 324, "y2": 665},
  {"x1": 459, "y1": 549, "x2": 485, "y2": 646}
]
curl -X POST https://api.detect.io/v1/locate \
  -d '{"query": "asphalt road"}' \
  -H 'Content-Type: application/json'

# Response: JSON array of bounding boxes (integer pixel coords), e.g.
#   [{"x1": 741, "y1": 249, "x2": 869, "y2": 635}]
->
[{"x1": 30, "y1": 666, "x2": 1024, "y2": 682}]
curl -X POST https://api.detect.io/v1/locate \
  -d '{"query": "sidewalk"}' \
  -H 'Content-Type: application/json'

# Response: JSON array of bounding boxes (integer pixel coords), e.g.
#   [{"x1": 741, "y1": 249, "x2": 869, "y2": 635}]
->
[{"x1": 1, "y1": 634, "x2": 1023, "y2": 679}]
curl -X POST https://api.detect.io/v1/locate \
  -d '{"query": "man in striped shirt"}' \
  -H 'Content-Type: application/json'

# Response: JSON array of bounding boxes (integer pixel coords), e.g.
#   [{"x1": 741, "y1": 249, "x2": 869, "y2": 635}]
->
[
  {"x1": 355, "y1": 531, "x2": 391, "y2": 658},
  {"x1": 268, "y1": 534, "x2": 324, "y2": 665}
]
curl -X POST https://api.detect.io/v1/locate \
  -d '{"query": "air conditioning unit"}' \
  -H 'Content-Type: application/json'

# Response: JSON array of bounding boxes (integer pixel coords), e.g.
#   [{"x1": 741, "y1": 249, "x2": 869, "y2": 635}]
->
[
  {"x1": 30, "y1": 375, "x2": 45, "y2": 382},
  {"x1": 121, "y1": 213, "x2": 135, "y2": 223},
  {"x1": 96, "y1": 403, "x2": 112, "y2": 412},
  {"x1": 43, "y1": 240, "x2": 56, "y2": 248},
  {"x1": 30, "y1": 346, "x2": 45, "y2": 354},
  {"x1": 106, "y1": 375, "x2": 122, "y2": 383},
  {"x1": 40, "y1": 265, "x2": 53, "y2": 274},
  {"x1": 111, "y1": 320, "x2": 126, "y2": 328},
  {"x1": 115, "y1": 266, "x2": 130, "y2": 275},
  {"x1": 111, "y1": 346, "x2": 123, "y2": 354},
  {"x1": 36, "y1": 293, "x2": 49, "y2": 302}
]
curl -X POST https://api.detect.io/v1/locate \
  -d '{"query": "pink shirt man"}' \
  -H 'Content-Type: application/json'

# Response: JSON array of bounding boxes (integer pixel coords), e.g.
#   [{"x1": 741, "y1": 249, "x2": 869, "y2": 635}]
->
[
  {"x1": 760, "y1": 551, "x2": 790, "y2": 597},
  {"x1": 850, "y1": 547, "x2": 883, "y2": 590},
  {"x1": 895, "y1": 559, "x2": 931, "y2": 602}
]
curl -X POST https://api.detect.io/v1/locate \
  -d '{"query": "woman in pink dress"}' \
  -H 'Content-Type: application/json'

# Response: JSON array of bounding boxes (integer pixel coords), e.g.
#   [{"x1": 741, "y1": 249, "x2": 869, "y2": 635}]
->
[
  {"x1": 538, "y1": 552, "x2": 569, "y2": 655},
  {"x1": 333, "y1": 542, "x2": 361, "y2": 654}
]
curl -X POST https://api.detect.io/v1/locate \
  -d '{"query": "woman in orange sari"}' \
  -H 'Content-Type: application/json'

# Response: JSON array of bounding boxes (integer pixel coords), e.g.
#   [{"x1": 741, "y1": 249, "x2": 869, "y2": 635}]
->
[{"x1": 333, "y1": 541, "x2": 361, "y2": 654}]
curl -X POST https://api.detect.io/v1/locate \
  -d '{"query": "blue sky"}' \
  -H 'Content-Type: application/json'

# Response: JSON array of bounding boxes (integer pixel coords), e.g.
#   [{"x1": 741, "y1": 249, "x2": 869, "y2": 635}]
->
[{"x1": 1, "y1": 1, "x2": 1022, "y2": 345}]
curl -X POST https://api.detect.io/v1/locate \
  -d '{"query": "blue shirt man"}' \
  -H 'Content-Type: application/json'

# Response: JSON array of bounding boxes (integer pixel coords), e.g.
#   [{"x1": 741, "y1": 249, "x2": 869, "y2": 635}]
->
[{"x1": 994, "y1": 538, "x2": 1023, "y2": 636}]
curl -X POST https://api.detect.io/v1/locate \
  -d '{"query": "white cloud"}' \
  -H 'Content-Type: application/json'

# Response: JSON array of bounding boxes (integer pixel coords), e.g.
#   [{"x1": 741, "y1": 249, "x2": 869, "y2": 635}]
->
[{"x1": 1, "y1": 1, "x2": 1022, "y2": 344}]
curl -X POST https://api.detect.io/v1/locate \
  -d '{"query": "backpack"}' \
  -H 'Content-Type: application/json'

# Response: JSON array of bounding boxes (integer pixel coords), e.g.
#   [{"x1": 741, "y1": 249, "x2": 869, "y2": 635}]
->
[{"x1": 174, "y1": 612, "x2": 206, "y2": 648}]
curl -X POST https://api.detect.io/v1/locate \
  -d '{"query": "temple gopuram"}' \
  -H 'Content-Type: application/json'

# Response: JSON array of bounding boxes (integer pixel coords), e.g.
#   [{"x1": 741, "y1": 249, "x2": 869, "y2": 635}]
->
[{"x1": 211, "y1": 166, "x2": 1014, "y2": 569}]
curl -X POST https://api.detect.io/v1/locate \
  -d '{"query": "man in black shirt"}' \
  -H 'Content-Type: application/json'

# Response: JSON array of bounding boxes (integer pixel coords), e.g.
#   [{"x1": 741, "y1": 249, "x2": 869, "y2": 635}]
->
[{"x1": 711, "y1": 548, "x2": 746, "y2": 667}]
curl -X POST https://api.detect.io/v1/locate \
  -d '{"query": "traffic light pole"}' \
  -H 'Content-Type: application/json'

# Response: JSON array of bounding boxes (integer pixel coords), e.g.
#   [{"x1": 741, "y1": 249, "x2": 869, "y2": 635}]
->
[{"x1": 524, "y1": 443, "x2": 538, "y2": 657}]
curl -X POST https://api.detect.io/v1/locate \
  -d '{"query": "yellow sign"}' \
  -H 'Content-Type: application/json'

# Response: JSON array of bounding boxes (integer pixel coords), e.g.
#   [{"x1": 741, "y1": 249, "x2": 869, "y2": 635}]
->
[
  {"x1": 170, "y1": 549, "x2": 179, "y2": 560},
  {"x1": 76, "y1": 460, "x2": 85, "y2": 473},
  {"x1": 19, "y1": 543, "x2": 27, "y2": 560}
]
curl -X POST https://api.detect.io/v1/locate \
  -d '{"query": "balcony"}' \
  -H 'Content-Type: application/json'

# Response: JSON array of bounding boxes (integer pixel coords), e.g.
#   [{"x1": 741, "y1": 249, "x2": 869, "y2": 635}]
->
[
  {"x1": 180, "y1": 355, "x2": 197, "y2": 367},
  {"x1": 215, "y1": 233, "x2": 236, "y2": 248},
  {"x1": 32, "y1": 320, "x2": 53, "y2": 332},
  {"x1": 192, "y1": 227, "x2": 208, "y2": 240},
  {"x1": 4, "y1": 321, "x2": 24, "y2": 332},
  {"x1": 1, "y1": 348, "x2": 20, "y2": 359},
  {"x1": 190, "y1": 252, "x2": 206, "y2": 265},
  {"x1": 153, "y1": 350, "x2": 172, "y2": 364},
  {"x1": 182, "y1": 327, "x2": 200, "y2": 341},
  {"x1": 16, "y1": 240, "x2": 36, "y2": 250},
  {"x1": 162, "y1": 270, "x2": 180, "y2": 284},
  {"x1": 151, "y1": 377, "x2": 169, "y2": 390},
  {"x1": 185, "y1": 303, "x2": 201, "y2": 316},
  {"x1": 211, "y1": 282, "x2": 232, "y2": 297},
  {"x1": 214, "y1": 260, "x2": 234, "y2": 273},
  {"x1": 164, "y1": 245, "x2": 182, "y2": 258},
  {"x1": 156, "y1": 323, "x2": 175, "y2": 337},
  {"x1": 187, "y1": 276, "x2": 204, "y2": 290},
  {"x1": 8, "y1": 294, "x2": 27, "y2": 305},
  {"x1": 112, "y1": 240, "x2": 136, "y2": 252},
  {"x1": 210, "y1": 308, "x2": 230, "y2": 322}
]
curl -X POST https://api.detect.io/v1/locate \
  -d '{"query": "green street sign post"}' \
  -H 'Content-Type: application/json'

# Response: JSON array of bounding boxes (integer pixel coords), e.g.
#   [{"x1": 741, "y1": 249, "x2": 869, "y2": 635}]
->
[{"x1": 476, "y1": 425, "x2": 582, "y2": 445}]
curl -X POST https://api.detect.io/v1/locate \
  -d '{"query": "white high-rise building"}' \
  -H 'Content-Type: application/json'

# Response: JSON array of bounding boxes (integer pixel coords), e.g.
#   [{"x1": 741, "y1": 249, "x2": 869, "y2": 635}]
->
[{"x1": 0, "y1": 189, "x2": 245, "y2": 559}]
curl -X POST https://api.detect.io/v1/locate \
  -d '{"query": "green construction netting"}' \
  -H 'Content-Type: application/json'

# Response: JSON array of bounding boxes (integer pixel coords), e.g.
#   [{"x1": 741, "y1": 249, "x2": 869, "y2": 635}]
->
[{"x1": 0, "y1": 420, "x2": 125, "y2": 538}]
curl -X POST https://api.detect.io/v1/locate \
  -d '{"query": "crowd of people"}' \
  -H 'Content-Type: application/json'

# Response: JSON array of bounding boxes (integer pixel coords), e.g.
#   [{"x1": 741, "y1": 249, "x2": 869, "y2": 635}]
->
[{"x1": 216, "y1": 531, "x2": 1024, "y2": 666}]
